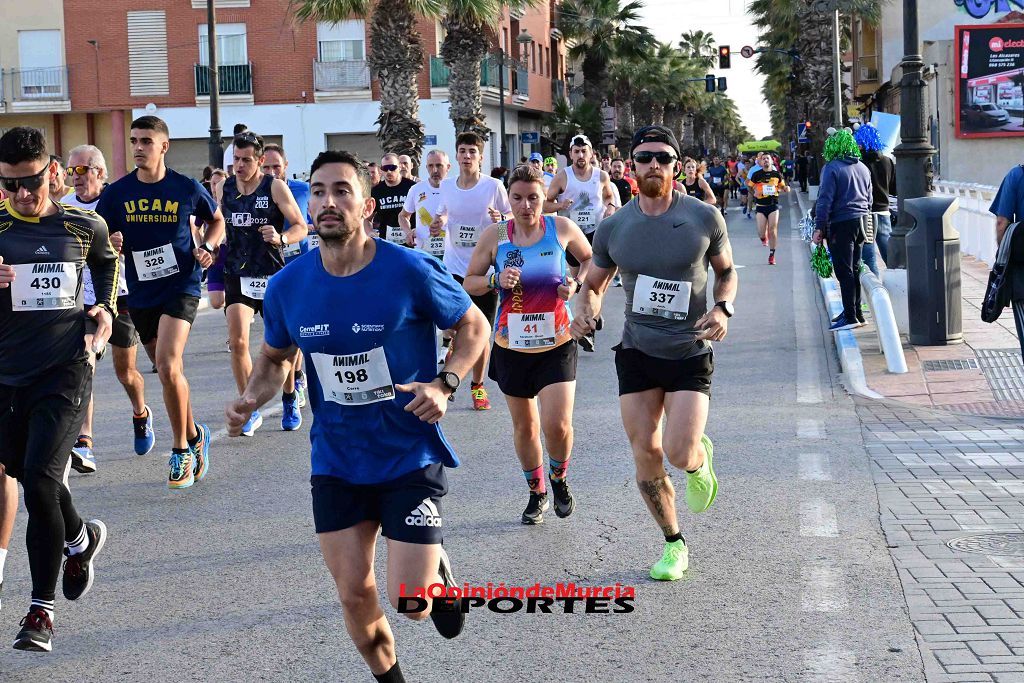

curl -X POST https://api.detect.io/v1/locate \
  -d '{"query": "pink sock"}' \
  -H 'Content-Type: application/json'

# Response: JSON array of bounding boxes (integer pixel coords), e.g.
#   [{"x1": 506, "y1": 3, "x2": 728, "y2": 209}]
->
[{"x1": 523, "y1": 465, "x2": 546, "y2": 493}]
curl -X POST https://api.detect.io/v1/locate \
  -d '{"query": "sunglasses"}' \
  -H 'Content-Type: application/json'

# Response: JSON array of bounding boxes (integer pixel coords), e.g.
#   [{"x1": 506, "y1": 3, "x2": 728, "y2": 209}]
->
[
  {"x1": 632, "y1": 151, "x2": 678, "y2": 165},
  {"x1": 66, "y1": 165, "x2": 98, "y2": 176},
  {"x1": 0, "y1": 165, "x2": 50, "y2": 194},
  {"x1": 381, "y1": 164, "x2": 399, "y2": 172}
]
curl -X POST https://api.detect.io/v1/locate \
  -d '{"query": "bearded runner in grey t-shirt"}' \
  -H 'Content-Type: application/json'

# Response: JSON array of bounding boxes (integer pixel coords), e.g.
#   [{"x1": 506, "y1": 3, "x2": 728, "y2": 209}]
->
[{"x1": 571, "y1": 125, "x2": 738, "y2": 583}]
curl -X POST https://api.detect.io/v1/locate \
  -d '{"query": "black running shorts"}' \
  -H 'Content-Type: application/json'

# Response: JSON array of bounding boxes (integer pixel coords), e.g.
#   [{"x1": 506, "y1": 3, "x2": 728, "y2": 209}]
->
[
  {"x1": 224, "y1": 274, "x2": 267, "y2": 316},
  {"x1": 756, "y1": 204, "x2": 780, "y2": 217},
  {"x1": 452, "y1": 274, "x2": 496, "y2": 326},
  {"x1": 311, "y1": 463, "x2": 448, "y2": 544},
  {"x1": 614, "y1": 345, "x2": 713, "y2": 397},
  {"x1": 0, "y1": 359, "x2": 92, "y2": 483},
  {"x1": 109, "y1": 296, "x2": 139, "y2": 348},
  {"x1": 488, "y1": 341, "x2": 578, "y2": 399},
  {"x1": 129, "y1": 294, "x2": 200, "y2": 346}
]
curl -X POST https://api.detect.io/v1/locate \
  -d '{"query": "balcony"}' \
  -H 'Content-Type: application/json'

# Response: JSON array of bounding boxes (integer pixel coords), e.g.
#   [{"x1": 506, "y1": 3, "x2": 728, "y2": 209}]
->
[
  {"x1": 513, "y1": 67, "x2": 529, "y2": 99},
  {"x1": 857, "y1": 55, "x2": 879, "y2": 83},
  {"x1": 195, "y1": 63, "x2": 252, "y2": 97},
  {"x1": 4, "y1": 66, "x2": 70, "y2": 111},
  {"x1": 315, "y1": 60, "x2": 370, "y2": 91},
  {"x1": 552, "y1": 79, "x2": 566, "y2": 102},
  {"x1": 430, "y1": 56, "x2": 511, "y2": 91}
]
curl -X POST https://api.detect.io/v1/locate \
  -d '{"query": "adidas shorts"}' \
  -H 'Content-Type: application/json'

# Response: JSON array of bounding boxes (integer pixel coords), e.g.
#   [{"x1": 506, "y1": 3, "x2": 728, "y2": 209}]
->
[{"x1": 310, "y1": 463, "x2": 448, "y2": 544}]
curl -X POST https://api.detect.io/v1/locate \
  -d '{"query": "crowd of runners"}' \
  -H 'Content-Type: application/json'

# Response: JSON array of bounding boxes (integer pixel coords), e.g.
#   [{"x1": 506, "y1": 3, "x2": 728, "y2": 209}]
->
[{"x1": 0, "y1": 117, "x2": 755, "y2": 680}]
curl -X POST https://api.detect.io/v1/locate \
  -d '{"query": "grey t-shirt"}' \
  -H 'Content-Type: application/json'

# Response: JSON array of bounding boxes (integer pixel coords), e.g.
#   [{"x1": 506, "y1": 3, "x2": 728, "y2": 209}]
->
[{"x1": 592, "y1": 191, "x2": 728, "y2": 360}]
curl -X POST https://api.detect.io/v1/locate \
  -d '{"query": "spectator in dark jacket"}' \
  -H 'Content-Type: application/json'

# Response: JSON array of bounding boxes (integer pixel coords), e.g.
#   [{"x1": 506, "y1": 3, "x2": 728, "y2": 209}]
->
[
  {"x1": 854, "y1": 124, "x2": 897, "y2": 274},
  {"x1": 990, "y1": 163, "x2": 1024, "y2": 361},
  {"x1": 813, "y1": 129, "x2": 873, "y2": 331}
]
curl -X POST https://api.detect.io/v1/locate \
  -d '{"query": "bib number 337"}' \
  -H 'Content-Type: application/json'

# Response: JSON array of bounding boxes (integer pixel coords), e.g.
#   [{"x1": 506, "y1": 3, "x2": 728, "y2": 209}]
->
[
  {"x1": 311, "y1": 347, "x2": 395, "y2": 405},
  {"x1": 632, "y1": 274, "x2": 691, "y2": 320}
]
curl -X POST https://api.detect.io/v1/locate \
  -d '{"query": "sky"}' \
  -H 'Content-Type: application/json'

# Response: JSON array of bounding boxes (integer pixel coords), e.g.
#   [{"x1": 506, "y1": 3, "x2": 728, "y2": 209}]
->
[{"x1": 636, "y1": 0, "x2": 772, "y2": 140}]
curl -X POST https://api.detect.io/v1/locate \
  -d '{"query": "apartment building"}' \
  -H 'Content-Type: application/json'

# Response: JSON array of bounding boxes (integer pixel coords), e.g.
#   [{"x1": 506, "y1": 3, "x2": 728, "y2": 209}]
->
[{"x1": 0, "y1": 0, "x2": 567, "y2": 180}]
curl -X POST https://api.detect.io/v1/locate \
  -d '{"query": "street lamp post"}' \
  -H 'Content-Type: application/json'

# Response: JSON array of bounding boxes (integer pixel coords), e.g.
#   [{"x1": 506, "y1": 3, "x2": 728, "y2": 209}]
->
[
  {"x1": 495, "y1": 29, "x2": 534, "y2": 170},
  {"x1": 207, "y1": 0, "x2": 222, "y2": 169},
  {"x1": 888, "y1": 0, "x2": 936, "y2": 268}
]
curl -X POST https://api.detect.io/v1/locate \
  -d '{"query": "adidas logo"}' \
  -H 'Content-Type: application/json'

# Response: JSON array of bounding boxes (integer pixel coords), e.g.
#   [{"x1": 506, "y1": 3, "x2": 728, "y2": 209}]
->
[
  {"x1": 35, "y1": 246, "x2": 49, "y2": 255},
  {"x1": 405, "y1": 499, "x2": 442, "y2": 527}
]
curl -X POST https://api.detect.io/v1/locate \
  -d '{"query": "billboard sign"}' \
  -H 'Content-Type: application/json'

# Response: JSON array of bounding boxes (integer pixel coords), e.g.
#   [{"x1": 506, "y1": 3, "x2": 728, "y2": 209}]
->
[
  {"x1": 954, "y1": 1, "x2": 1024, "y2": 20},
  {"x1": 956, "y1": 23, "x2": 1024, "y2": 138}
]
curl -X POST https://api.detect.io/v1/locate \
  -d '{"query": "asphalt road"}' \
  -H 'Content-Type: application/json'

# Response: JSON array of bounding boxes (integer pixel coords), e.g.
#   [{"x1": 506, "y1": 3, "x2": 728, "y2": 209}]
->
[{"x1": 1, "y1": 194, "x2": 924, "y2": 682}]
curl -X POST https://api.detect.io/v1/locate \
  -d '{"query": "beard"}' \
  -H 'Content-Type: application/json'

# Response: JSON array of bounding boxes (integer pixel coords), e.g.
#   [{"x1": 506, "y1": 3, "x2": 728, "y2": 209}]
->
[
  {"x1": 315, "y1": 211, "x2": 361, "y2": 244},
  {"x1": 639, "y1": 172, "x2": 672, "y2": 198}
]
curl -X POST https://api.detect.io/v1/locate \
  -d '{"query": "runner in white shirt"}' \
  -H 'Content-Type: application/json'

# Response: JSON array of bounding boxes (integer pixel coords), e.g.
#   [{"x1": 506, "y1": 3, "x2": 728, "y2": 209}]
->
[
  {"x1": 434, "y1": 132, "x2": 511, "y2": 411},
  {"x1": 399, "y1": 149, "x2": 450, "y2": 257}
]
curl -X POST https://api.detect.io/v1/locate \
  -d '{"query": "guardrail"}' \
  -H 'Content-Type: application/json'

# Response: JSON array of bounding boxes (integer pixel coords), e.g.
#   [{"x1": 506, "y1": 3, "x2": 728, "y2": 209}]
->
[
  {"x1": 934, "y1": 180, "x2": 997, "y2": 267},
  {"x1": 860, "y1": 269, "x2": 909, "y2": 374}
]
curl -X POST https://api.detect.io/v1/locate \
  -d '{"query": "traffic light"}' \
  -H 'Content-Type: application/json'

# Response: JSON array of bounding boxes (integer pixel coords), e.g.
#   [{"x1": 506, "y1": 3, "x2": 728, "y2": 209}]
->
[
  {"x1": 705, "y1": 75, "x2": 716, "y2": 93},
  {"x1": 718, "y1": 45, "x2": 731, "y2": 69},
  {"x1": 717, "y1": 77, "x2": 728, "y2": 92}
]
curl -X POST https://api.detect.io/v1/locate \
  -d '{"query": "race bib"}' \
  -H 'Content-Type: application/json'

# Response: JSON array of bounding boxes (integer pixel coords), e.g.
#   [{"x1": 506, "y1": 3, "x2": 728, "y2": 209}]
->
[
  {"x1": 632, "y1": 274, "x2": 691, "y2": 320},
  {"x1": 508, "y1": 312, "x2": 556, "y2": 349},
  {"x1": 712, "y1": 176, "x2": 723, "y2": 185},
  {"x1": 762, "y1": 184, "x2": 777, "y2": 197},
  {"x1": 240, "y1": 277, "x2": 269, "y2": 300},
  {"x1": 425, "y1": 232, "x2": 445, "y2": 258},
  {"x1": 308, "y1": 234, "x2": 320, "y2": 250},
  {"x1": 11, "y1": 262, "x2": 76, "y2": 311},
  {"x1": 283, "y1": 240, "x2": 302, "y2": 258},
  {"x1": 386, "y1": 225, "x2": 406, "y2": 245},
  {"x1": 572, "y1": 207, "x2": 595, "y2": 229},
  {"x1": 454, "y1": 224, "x2": 480, "y2": 249},
  {"x1": 311, "y1": 347, "x2": 395, "y2": 406},
  {"x1": 132, "y1": 244, "x2": 179, "y2": 281}
]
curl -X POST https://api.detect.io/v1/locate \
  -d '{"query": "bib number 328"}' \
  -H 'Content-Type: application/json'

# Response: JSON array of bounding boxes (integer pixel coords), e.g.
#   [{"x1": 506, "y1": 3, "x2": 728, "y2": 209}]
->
[
  {"x1": 632, "y1": 274, "x2": 691, "y2": 320},
  {"x1": 132, "y1": 243, "x2": 179, "y2": 281},
  {"x1": 311, "y1": 347, "x2": 395, "y2": 405}
]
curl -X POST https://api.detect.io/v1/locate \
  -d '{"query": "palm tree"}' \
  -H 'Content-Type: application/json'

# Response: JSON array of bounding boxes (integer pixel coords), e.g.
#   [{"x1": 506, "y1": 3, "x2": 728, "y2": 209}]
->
[
  {"x1": 543, "y1": 97, "x2": 603, "y2": 149},
  {"x1": 678, "y1": 29, "x2": 716, "y2": 69},
  {"x1": 438, "y1": 0, "x2": 501, "y2": 139},
  {"x1": 291, "y1": 0, "x2": 442, "y2": 166},
  {"x1": 558, "y1": 0, "x2": 655, "y2": 109}
]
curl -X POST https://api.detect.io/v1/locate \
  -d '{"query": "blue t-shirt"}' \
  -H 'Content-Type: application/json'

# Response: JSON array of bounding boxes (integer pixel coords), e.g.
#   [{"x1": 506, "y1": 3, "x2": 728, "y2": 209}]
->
[
  {"x1": 991, "y1": 165, "x2": 1024, "y2": 224},
  {"x1": 263, "y1": 239, "x2": 472, "y2": 484},
  {"x1": 283, "y1": 178, "x2": 313, "y2": 263},
  {"x1": 96, "y1": 168, "x2": 217, "y2": 307}
]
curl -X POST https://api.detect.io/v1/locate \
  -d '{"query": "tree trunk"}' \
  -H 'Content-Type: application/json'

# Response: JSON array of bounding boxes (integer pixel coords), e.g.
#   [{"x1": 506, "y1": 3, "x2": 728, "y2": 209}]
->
[
  {"x1": 368, "y1": 0, "x2": 426, "y2": 167},
  {"x1": 441, "y1": 17, "x2": 491, "y2": 140}
]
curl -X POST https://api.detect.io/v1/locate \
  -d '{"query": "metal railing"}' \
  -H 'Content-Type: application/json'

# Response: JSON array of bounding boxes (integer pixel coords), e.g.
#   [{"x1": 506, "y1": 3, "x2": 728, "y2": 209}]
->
[
  {"x1": 8, "y1": 66, "x2": 68, "y2": 101},
  {"x1": 934, "y1": 180, "x2": 998, "y2": 267},
  {"x1": 431, "y1": 56, "x2": 513, "y2": 91},
  {"x1": 195, "y1": 63, "x2": 252, "y2": 96},
  {"x1": 514, "y1": 67, "x2": 529, "y2": 97},
  {"x1": 552, "y1": 79, "x2": 566, "y2": 102},
  {"x1": 314, "y1": 60, "x2": 370, "y2": 91},
  {"x1": 856, "y1": 55, "x2": 879, "y2": 83},
  {"x1": 860, "y1": 269, "x2": 909, "y2": 374}
]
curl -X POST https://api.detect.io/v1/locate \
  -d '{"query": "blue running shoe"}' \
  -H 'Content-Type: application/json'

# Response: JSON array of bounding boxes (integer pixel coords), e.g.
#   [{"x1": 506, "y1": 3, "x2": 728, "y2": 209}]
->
[
  {"x1": 71, "y1": 437, "x2": 96, "y2": 474},
  {"x1": 191, "y1": 423, "x2": 211, "y2": 482},
  {"x1": 281, "y1": 395, "x2": 302, "y2": 431},
  {"x1": 241, "y1": 409, "x2": 263, "y2": 437},
  {"x1": 133, "y1": 405, "x2": 155, "y2": 456}
]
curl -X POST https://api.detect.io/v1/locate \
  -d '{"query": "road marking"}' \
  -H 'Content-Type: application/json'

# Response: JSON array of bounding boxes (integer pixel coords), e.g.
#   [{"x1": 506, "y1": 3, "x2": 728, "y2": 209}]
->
[
  {"x1": 803, "y1": 646, "x2": 860, "y2": 682},
  {"x1": 801, "y1": 563, "x2": 847, "y2": 612},
  {"x1": 799, "y1": 453, "x2": 833, "y2": 482},
  {"x1": 800, "y1": 500, "x2": 839, "y2": 537},
  {"x1": 797, "y1": 418, "x2": 824, "y2": 439},
  {"x1": 789, "y1": 200, "x2": 824, "y2": 404}
]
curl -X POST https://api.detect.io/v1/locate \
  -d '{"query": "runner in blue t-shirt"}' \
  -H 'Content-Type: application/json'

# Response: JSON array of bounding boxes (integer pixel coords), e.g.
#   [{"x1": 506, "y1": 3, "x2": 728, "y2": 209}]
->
[
  {"x1": 226, "y1": 151, "x2": 489, "y2": 680},
  {"x1": 707, "y1": 156, "x2": 729, "y2": 217},
  {"x1": 261, "y1": 144, "x2": 314, "y2": 413},
  {"x1": 95, "y1": 115, "x2": 223, "y2": 491}
]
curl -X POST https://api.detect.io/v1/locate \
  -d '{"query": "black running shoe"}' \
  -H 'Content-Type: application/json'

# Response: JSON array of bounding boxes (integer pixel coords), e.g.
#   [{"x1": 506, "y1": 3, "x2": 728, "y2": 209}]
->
[
  {"x1": 521, "y1": 492, "x2": 549, "y2": 525},
  {"x1": 62, "y1": 519, "x2": 107, "y2": 601},
  {"x1": 595, "y1": 316, "x2": 604, "y2": 331},
  {"x1": 549, "y1": 477, "x2": 575, "y2": 518},
  {"x1": 578, "y1": 333, "x2": 595, "y2": 353},
  {"x1": 430, "y1": 546, "x2": 466, "y2": 639},
  {"x1": 13, "y1": 609, "x2": 52, "y2": 652}
]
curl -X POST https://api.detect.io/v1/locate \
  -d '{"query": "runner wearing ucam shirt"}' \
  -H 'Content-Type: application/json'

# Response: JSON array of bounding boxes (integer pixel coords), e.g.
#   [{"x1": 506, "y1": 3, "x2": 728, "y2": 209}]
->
[
  {"x1": 464, "y1": 164, "x2": 593, "y2": 525},
  {"x1": 371, "y1": 153, "x2": 416, "y2": 245},
  {"x1": 226, "y1": 150, "x2": 489, "y2": 683},
  {"x1": 434, "y1": 132, "x2": 512, "y2": 411},
  {"x1": 544, "y1": 134, "x2": 618, "y2": 352},
  {"x1": 95, "y1": 115, "x2": 225, "y2": 491},
  {"x1": 0, "y1": 126, "x2": 118, "y2": 651}
]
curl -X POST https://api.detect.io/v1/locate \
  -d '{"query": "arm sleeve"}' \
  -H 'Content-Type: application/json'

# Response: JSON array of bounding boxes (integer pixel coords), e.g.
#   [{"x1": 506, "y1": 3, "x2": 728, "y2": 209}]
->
[
  {"x1": 815, "y1": 167, "x2": 835, "y2": 231},
  {"x1": 414, "y1": 255, "x2": 473, "y2": 330},
  {"x1": 591, "y1": 219, "x2": 615, "y2": 269},
  {"x1": 261, "y1": 279, "x2": 294, "y2": 350},
  {"x1": 86, "y1": 215, "x2": 120, "y2": 310},
  {"x1": 192, "y1": 180, "x2": 218, "y2": 223}
]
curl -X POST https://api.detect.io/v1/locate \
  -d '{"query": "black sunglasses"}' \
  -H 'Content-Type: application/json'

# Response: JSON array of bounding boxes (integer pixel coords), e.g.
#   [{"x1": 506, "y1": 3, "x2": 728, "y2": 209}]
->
[
  {"x1": 381, "y1": 164, "x2": 399, "y2": 172},
  {"x1": 0, "y1": 164, "x2": 50, "y2": 194},
  {"x1": 632, "y1": 151, "x2": 677, "y2": 165}
]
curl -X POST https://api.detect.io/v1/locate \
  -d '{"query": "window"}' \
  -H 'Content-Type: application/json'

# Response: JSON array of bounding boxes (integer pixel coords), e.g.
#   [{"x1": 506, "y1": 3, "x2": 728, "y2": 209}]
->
[
  {"x1": 532, "y1": 44, "x2": 537, "y2": 73},
  {"x1": 17, "y1": 30, "x2": 63, "y2": 97},
  {"x1": 198, "y1": 23, "x2": 247, "y2": 66},
  {"x1": 127, "y1": 11, "x2": 169, "y2": 96},
  {"x1": 317, "y1": 21, "x2": 366, "y2": 62},
  {"x1": 546, "y1": 47, "x2": 550, "y2": 77}
]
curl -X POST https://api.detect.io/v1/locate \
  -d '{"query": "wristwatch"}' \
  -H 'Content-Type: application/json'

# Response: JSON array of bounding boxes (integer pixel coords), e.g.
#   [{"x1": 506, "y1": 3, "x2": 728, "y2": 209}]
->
[
  {"x1": 436, "y1": 371, "x2": 460, "y2": 401},
  {"x1": 199, "y1": 242, "x2": 215, "y2": 254},
  {"x1": 281, "y1": 232, "x2": 290, "y2": 247},
  {"x1": 715, "y1": 301, "x2": 735, "y2": 318}
]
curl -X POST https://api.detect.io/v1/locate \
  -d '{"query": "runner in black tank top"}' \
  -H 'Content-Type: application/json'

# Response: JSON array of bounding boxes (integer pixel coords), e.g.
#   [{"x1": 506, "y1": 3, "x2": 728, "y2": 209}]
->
[{"x1": 680, "y1": 157, "x2": 716, "y2": 206}]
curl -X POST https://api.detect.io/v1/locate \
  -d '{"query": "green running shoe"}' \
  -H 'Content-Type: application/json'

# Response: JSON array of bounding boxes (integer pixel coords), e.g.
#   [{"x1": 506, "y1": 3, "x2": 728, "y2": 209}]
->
[
  {"x1": 650, "y1": 540, "x2": 688, "y2": 581},
  {"x1": 685, "y1": 434, "x2": 718, "y2": 513}
]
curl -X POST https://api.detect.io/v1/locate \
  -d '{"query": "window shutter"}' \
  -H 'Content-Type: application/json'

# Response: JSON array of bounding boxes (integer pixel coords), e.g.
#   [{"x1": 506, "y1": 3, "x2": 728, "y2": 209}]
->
[{"x1": 127, "y1": 11, "x2": 169, "y2": 96}]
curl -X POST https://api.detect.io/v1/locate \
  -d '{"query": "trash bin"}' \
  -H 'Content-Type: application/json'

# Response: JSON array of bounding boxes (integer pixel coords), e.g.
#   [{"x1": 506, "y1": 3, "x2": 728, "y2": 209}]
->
[{"x1": 904, "y1": 196, "x2": 963, "y2": 345}]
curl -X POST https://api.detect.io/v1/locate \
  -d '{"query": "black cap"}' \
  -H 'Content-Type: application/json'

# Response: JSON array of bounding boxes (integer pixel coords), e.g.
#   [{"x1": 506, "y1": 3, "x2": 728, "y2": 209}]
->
[{"x1": 630, "y1": 125, "x2": 680, "y2": 157}]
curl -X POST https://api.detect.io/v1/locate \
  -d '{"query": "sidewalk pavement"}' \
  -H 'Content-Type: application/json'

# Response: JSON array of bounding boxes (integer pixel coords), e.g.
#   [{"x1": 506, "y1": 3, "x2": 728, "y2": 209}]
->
[{"x1": 792, "y1": 191, "x2": 1024, "y2": 419}]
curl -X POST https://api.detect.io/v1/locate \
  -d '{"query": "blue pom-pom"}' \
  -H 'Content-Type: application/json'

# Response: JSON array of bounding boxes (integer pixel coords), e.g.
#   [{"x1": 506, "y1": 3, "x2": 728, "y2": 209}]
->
[{"x1": 854, "y1": 124, "x2": 885, "y2": 152}]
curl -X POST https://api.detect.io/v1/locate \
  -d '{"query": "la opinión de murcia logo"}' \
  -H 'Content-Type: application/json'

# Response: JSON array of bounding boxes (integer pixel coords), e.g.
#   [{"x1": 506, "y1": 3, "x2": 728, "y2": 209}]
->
[
  {"x1": 397, "y1": 582, "x2": 637, "y2": 615},
  {"x1": 956, "y1": 0, "x2": 1024, "y2": 20}
]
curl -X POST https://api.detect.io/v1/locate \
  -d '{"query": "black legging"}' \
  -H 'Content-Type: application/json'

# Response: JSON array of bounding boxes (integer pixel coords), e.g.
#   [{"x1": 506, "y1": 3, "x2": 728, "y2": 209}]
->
[
  {"x1": 24, "y1": 476, "x2": 83, "y2": 603},
  {"x1": 828, "y1": 218, "x2": 864, "y2": 320}
]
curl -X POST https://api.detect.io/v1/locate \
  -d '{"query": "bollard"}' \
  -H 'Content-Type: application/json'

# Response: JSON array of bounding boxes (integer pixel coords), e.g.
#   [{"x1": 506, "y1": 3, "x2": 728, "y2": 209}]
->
[{"x1": 904, "y1": 196, "x2": 963, "y2": 345}]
